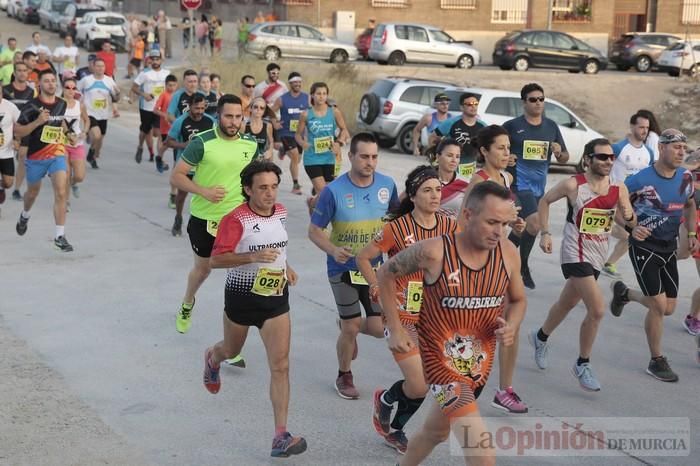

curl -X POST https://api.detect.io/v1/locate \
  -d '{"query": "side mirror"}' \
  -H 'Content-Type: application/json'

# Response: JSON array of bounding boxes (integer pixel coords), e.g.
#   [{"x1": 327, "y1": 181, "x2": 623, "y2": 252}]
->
[{"x1": 567, "y1": 120, "x2": 577, "y2": 129}]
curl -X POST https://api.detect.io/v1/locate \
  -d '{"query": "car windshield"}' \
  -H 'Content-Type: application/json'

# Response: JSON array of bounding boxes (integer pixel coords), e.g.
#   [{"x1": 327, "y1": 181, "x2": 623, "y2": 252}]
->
[
  {"x1": 96, "y1": 16, "x2": 125, "y2": 25},
  {"x1": 429, "y1": 29, "x2": 453, "y2": 43},
  {"x1": 77, "y1": 8, "x2": 101, "y2": 17}
]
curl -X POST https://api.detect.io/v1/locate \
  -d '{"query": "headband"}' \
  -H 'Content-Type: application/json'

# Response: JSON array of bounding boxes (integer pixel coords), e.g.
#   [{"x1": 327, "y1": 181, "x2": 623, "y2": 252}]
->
[
  {"x1": 407, "y1": 167, "x2": 439, "y2": 197},
  {"x1": 659, "y1": 133, "x2": 687, "y2": 144}
]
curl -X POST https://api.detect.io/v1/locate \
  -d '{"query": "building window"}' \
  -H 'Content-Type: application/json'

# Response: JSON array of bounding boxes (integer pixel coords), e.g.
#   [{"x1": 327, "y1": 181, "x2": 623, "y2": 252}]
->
[
  {"x1": 552, "y1": 0, "x2": 592, "y2": 23},
  {"x1": 371, "y1": 0, "x2": 409, "y2": 7},
  {"x1": 282, "y1": 0, "x2": 313, "y2": 5},
  {"x1": 682, "y1": 0, "x2": 700, "y2": 25},
  {"x1": 440, "y1": 0, "x2": 477, "y2": 9},
  {"x1": 491, "y1": 0, "x2": 527, "y2": 23}
]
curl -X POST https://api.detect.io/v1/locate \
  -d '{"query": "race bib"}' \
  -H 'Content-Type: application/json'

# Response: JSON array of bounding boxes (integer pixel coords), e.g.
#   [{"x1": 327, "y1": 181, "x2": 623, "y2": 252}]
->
[
  {"x1": 405, "y1": 281, "x2": 424, "y2": 314},
  {"x1": 314, "y1": 136, "x2": 333, "y2": 153},
  {"x1": 579, "y1": 208, "x2": 615, "y2": 234},
  {"x1": 152, "y1": 85, "x2": 165, "y2": 97},
  {"x1": 289, "y1": 119, "x2": 299, "y2": 132},
  {"x1": 0, "y1": 133, "x2": 4, "y2": 146},
  {"x1": 349, "y1": 270, "x2": 368, "y2": 286},
  {"x1": 251, "y1": 267, "x2": 287, "y2": 297},
  {"x1": 92, "y1": 98, "x2": 107, "y2": 110},
  {"x1": 522, "y1": 140, "x2": 549, "y2": 161},
  {"x1": 206, "y1": 219, "x2": 219, "y2": 237},
  {"x1": 334, "y1": 160, "x2": 342, "y2": 177},
  {"x1": 64, "y1": 60, "x2": 75, "y2": 69},
  {"x1": 458, "y1": 162, "x2": 476, "y2": 178},
  {"x1": 39, "y1": 126, "x2": 64, "y2": 144}
]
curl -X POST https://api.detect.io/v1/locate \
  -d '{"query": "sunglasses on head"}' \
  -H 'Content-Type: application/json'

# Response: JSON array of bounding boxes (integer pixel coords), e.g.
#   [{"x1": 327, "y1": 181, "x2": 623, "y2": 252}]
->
[
  {"x1": 589, "y1": 153, "x2": 615, "y2": 161},
  {"x1": 527, "y1": 96, "x2": 545, "y2": 103}
]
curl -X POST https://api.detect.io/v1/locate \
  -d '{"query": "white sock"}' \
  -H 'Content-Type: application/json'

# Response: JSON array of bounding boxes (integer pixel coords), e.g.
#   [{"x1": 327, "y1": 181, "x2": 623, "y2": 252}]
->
[
  {"x1": 55, "y1": 225, "x2": 65, "y2": 238},
  {"x1": 21, "y1": 210, "x2": 31, "y2": 219}
]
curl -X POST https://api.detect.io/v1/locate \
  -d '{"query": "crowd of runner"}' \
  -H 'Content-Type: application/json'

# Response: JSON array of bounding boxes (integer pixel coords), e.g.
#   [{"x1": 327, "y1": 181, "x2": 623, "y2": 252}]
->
[{"x1": 0, "y1": 30, "x2": 698, "y2": 464}]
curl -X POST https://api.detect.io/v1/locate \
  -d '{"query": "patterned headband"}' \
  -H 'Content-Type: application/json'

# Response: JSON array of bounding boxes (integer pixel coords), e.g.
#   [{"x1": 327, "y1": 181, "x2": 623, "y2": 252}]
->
[
  {"x1": 659, "y1": 133, "x2": 687, "y2": 144},
  {"x1": 407, "y1": 167, "x2": 439, "y2": 197}
]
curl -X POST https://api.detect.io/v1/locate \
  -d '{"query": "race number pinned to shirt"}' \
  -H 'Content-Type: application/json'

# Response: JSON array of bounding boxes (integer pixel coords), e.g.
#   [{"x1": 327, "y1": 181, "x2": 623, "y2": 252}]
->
[
  {"x1": 579, "y1": 208, "x2": 615, "y2": 234},
  {"x1": 314, "y1": 136, "x2": 333, "y2": 153},
  {"x1": 251, "y1": 267, "x2": 287, "y2": 296},
  {"x1": 522, "y1": 140, "x2": 549, "y2": 161},
  {"x1": 405, "y1": 281, "x2": 424, "y2": 314},
  {"x1": 152, "y1": 86, "x2": 165, "y2": 97},
  {"x1": 349, "y1": 270, "x2": 368, "y2": 286},
  {"x1": 206, "y1": 219, "x2": 220, "y2": 237},
  {"x1": 289, "y1": 119, "x2": 299, "y2": 132},
  {"x1": 92, "y1": 98, "x2": 107, "y2": 110},
  {"x1": 458, "y1": 162, "x2": 476, "y2": 178},
  {"x1": 39, "y1": 126, "x2": 65, "y2": 144}
]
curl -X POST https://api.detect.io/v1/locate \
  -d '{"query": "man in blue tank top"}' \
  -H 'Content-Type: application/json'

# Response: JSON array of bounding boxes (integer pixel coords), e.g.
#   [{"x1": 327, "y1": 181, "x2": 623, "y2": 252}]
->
[
  {"x1": 412, "y1": 93, "x2": 451, "y2": 156},
  {"x1": 272, "y1": 72, "x2": 308, "y2": 195}
]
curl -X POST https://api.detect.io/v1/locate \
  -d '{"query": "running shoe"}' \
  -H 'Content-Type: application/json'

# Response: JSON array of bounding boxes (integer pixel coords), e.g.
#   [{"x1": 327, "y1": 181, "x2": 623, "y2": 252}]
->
[
  {"x1": 337, "y1": 318, "x2": 358, "y2": 360},
  {"x1": 491, "y1": 387, "x2": 528, "y2": 413},
  {"x1": 203, "y1": 348, "x2": 221, "y2": 394},
  {"x1": 521, "y1": 267, "x2": 536, "y2": 289},
  {"x1": 176, "y1": 298, "x2": 195, "y2": 334},
  {"x1": 172, "y1": 214, "x2": 183, "y2": 236},
  {"x1": 168, "y1": 194, "x2": 176, "y2": 209},
  {"x1": 646, "y1": 356, "x2": 678, "y2": 382},
  {"x1": 610, "y1": 280, "x2": 629, "y2": 317},
  {"x1": 71, "y1": 184, "x2": 80, "y2": 198},
  {"x1": 372, "y1": 389, "x2": 393, "y2": 437},
  {"x1": 148, "y1": 153, "x2": 154, "y2": 162},
  {"x1": 571, "y1": 362, "x2": 601, "y2": 391},
  {"x1": 16, "y1": 214, "x2": 29, "y2": 236},
  {"x1": 291, "y1": 185, "x2": 302, "y2": 195},
  {"x1": 135, "y1": 147, "x2": 143, "y2": 164},
  {"x1": 223, "y1": 354, "x2": 246, "y2": 368},
  {"x1": 696, "y1": 335, "x2": 700, "y2": 364},
  {"x1": 0, "y1": 189, "x2": 5, "y2": 204},
  {"x1": 156, "y1": 156, "x2": 169, "y2": 173},
  {"x1": 601, "y1": 263, "x2": 621, "y2": 278},
  {"x1": 335, "y1": 373, "x2": 359, "y2": 400},
  {"x1": 54, "y1": 236, "x2": 74, "y2": 252},
  {"x1": 384, "y1": 430, "x2": 408, "y2": 455},
  {"x1": 682, "y1": 315, "x2": 700, "y2": 336},
  {"x1": 12, "y1": 189, "x2": 22, "y2": 201},
  {"x1": 528, "y1": 329, "x2": 549, "y2": 370},
  {"x1": 270, "y1": 431, "x2": 307, "y2": 458}
]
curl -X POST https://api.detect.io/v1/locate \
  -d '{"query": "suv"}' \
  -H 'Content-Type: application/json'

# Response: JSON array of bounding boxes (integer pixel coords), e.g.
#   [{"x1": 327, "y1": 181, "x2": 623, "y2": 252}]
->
[
  {"x1": 38, "y1": 0, "x2": 70, "y2": 31},
  {"x1": 369, "y1": 23, "x2": 480, "y2": 68},
  {"x1": 58, "y1": 3, "x2": 103, "y2": 39},
  {"x1": 493, "y1": 30, "x2": 607, "y2": 73},
  {"x1": 609, "y1": 33, "x2": 681, "y2": 72},
  {"x1": 356, "y1": 77, "x2": 457, "y2": 153}
]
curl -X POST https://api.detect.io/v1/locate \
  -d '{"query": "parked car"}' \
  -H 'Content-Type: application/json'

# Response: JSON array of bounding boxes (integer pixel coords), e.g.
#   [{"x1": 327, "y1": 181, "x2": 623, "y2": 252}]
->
[
  {"x1": 657, "y1": 40, "x2": 700, "y2": 77},
  {"x1": 355, "y1": 27, "x2": 373, "y2": 60},
  {"x1": 14, "y1": 0, "x2": 40, "y2": 23},
  {"x1": 0, "y1": 0, "x2": 9, "y2": 11},
  {"x1": 609, "y1": 32, "x2": 681, "y2": 72},
  {"x1": 369, "y1": 23, "x2": 480, "y2": 68},
  {"x1": 492, "y1": 29, "x2": 607, "y2": 74},
  {"x1": 356, "y1": 77, "x2": 459, "y2": 153},
  {"x1": 6, "y1": 0, "x2": 22, "y2": 17},
  {"x1": 75, "y1": 11, "x2": 127, "y2": 52},
  {"x1": 245, "y1": 21, "x2": 359, "y2": 63},
  {"x1": 58, "y1": 3, "x2": 103, "y2": 39},
  {"x1": 38, "y1": 0, "x2": 70, "y2": 31}
]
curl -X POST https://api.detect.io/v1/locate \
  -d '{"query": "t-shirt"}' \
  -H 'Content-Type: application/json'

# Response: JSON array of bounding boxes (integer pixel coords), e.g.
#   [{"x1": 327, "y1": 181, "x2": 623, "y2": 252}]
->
[
  {"x1": 52, "y1": 46, "x2": 79, "y2": 74},
  {"x1": 439, "y1": 172, "x2": 470, "y2": 218},
  {"x1": 134, "y1": 68, "x2": 170, "y2": 112},
  {"x1": 610, "y1": 138, "x2": 654, "y2": 183},
  {"x1": 3, "y1": 84, "x2": 35, "y2": 108},
  {"x1": 154, "y1": 90, "x2": 174, "y2": 134},
  {"x1": 77, "y1": 75, "x2": 119, "y2": 120},
  {"x1": 0, "y1": 47, "x2": 18, "y2": 86},
  {"x1": 435, "y1": 116, "x2": 487, "y2": 177},
  {"x1": 310, "y1": 172, "x2": 399, "y2": 277},
  {"x1": 253, "y1": 80, "x2": 287, "y2": 106},
  {"x1": 95, "y1": 51, "x2": 116, "y2": 78},
  {"x1": 132, "y1": 38, "x2": 145, "y2": 60},
  {"x1": 167, "y1": 88, "x2": 205, "y2": 119},
  {"x1": 17, "y1": 96, "x2": 67, "y2": 160},
  {"x1": 180, "y1": 127, "x2": 258, "y2": 222},
  {"x1": 503, "y1": 115, "x2": 567, "y2": 197},
  {"x1": 27, "y1": 44, "x2": 51, "y2": 56},
  {"x1": 168, "y1": 112, "x2": 215, "y2": 159},
  {"x1": 0, "y1": 99, "x2": 20, "y2": 159},
  {"x1": 626, "y1": 165, "x2": 694, "y2": 252},
  {"x1": 202, "y1": 90, "x2": 218, "y2": 115}
]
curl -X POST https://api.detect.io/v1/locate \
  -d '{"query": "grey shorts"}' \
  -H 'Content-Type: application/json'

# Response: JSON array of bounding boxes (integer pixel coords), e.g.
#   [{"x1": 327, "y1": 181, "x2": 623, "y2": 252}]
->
[{"x1": 329, "y1": 271, "x2": 382, "y2": 320}]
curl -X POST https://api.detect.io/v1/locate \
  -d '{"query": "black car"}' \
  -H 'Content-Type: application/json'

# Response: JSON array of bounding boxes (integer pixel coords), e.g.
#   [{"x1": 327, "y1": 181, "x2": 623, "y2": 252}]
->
[
  {"x1": 608, "y1": 33, "x2": 680, "y2": 72},
  {"x1": 493, "y1": 29, "x2": 607, "y2": 74}
]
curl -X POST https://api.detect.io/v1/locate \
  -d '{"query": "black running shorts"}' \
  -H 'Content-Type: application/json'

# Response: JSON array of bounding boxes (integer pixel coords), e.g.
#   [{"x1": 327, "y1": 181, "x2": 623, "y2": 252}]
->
[
  {"x1": 224, "y1": 290, "x2": 290, "y2": 329},
  {"x1": 561, "y1": 262, "x2": 600, "y2": 280},
  {"x1": 304, "y1": 164, "x2": 335, "y2": 183},
  {"x1": 187, "y1": 215, "x2": 216, "y2": 258},
  {"x1": 629, "y1": 244, "x2": 679, "y2": 298},
  {"x1": 0, "y1": 158, "x2": 15, "y2": 177},
  {"x1": 139, "y1": 109, "x2": 160, "y2": 134},
  {"x1": 89, "y1": 117, "x2": 108, "y2": 136}
]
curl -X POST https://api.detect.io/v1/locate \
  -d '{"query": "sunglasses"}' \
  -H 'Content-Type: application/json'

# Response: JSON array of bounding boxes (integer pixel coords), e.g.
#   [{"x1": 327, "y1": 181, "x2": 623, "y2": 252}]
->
[
  {"x1": 462, "y1": 102, "x2": 479, "y2": 107},
  {"x1": 64, "y1": 86, "x2": 76, "y2": 90},
  {"x1": 589, "y1": 153, "x2": 616, "y2": 161},
  {"x1": 527, "y1": 96, "x2": 545, "y2": 103},
  {"x1": 244, "y1": 84, "x2": 255, "y2": 88}
]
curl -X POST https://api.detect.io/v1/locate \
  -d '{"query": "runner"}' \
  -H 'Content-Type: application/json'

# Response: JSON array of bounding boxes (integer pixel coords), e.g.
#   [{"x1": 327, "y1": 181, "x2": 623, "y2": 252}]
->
[
  {"x1": 412, "y1": 93, "x2": 451, "y2": 157},
  {"x1": 296, "y1": 82, "x2": 350, "y2": 204},
  {"x1": 637, "y1": 109, "x2": 662, "y2": 162},
  {"x1": 170, "y1": 94, "x2": 258, "y2": 334},
  {"x1": 203, "y1": 160, "x2": 306, "y2": 458},
  {"x1": 677, "y1": 152, "x2": 700, "y2": 348},
  {"x1": 166, "y1": 69, "x2": 200, "y2": 122},
  {"x1": 95, "y1": 41, "x2": 117, "y2": 79},
  {"x1": 78, "y1": 57, "x2": 121, "y2": 169},
  {"x1": 21, "y1": 51, "x2": 38, "y2": 88},
  {"x1": 0, "y1": 85, "x2": 21, "y2": 213},
  {"x1": 432, "y1": 137, "x2": 468, "y2": 218},
  {"x1": 308, "y1": 132, "x2": 398, "y2": 400},
  {"x1": 61, "y1": 77, "x2": 89, "y2": 204},
  {"x1": 503, "y1": 83, "x2": 568, "y2": 289},
  {"x1": 602, "y1": 112, "x2": 654, "y2": 278},
  {"x1": 239, "y1": 74, "x2": 255, "y2": 119},
  {"x1": 76, "y1": 54, "x2": 95, "y2": 81},
  {"x1": 532, "y1": 138, "x2": 635, "y2": 391},
  {"x1": 244, "y1": 96, "x2": 273, "y2": 160},
  {"x1": 198, "y1": 73, "x2": 218, "y2": 116},
  {"x1": 253, "y1": 63, "x2": 287, "y2": 107},
  {"x1": 430, "y1": 92, "x2": 486, "y2": 180},
  {"x1": 0, "y1": 37, "x2": 20, "y2": 86},
  {"x1": 14, "y1": 69, "x2": 74, "y2": 252},
  {"x1": 271, "y1": 72, "x2": 308, "y2": 195},
  {"x1": 210, "y1": 73, "x2": 222, "y2": 99},
  {"x1": 131, "y1": 49, "x2": 169, "y2": 164},
  {"x1": 51, "y1": 35, "x2": 79, "y2": 80},
  {"x1": 167, "y1": 94, "x2": 215, "y2": 236},
  {"x1": 4, "y1": 60, "x2": 36, "y2": 201},
  {"x1": 376, "y1": 181, "x2": 526, "y2": 466},
  {"x1": 358, "y1": 165, "x2": 457, "y2": 454},
  {"x1": 153, "y1": 73, "x2": 178, "y2": 174},
  {"x1": 609, "y1": 130, "x2": 698, "y2": 382},
  {"x1": 26, "y1": 32, "x2": 50, "y2": 56}
]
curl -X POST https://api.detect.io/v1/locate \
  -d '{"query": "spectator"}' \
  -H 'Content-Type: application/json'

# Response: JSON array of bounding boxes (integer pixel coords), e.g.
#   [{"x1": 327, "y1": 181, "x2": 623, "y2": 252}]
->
[
  {"x1": 237, "y1": 17, "x2": 249, "y2": 59},
  {"x1": 156, "y1": 10, "x2": 171, "y2": 59},
  {"x1": 196, "y1": 15, "x2": 209, "y2": 56},
  {"x1": 182, "y1": 15, "x2": 191, "y2": 50},
  {"x1": 254, "y1": 11, "x2": 265, "y2": 24},
  {"x1": 213, "y1": 19, "x2": 223, "y2": 55},
  {"x1": 208, "y1": 15, "x2": 217, "y2": 56}
]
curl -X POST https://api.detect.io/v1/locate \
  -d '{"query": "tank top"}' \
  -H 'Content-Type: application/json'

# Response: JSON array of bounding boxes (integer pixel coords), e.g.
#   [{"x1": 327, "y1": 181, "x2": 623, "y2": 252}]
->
[
  {"x1": 63, "y1": 99, "x2": 84, "y2": 145},
  {"x1": 439, "y1": 173, "x2": 469, "y2": 218},
  {"x1": 279, "y1": 91, "x2": 308, "y2": 137},
  {"x1": 304, "y1": 106, "x2": 336, "y2": 166},
  {"x1": 245, "y1": 120, "x2": 269, "y2": 156},
  {"x1": 419, "y1": 234, "x2": 509, "y2": 390},
  {"x1": 427, "y1": 111, "x2": 443, "y2": 133},
  {"x1": 561, "y1": 174, "x2": 619, "y2": 270}
]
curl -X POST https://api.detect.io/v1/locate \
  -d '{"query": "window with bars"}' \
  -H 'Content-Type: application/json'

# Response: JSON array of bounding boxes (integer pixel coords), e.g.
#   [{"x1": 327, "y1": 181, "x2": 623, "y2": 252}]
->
[
  {"x1": 491, "y1": 0, "x2": 527, "y2": 23},
  {"x1": 682, "y1": 0, "x2": 700, "y2": 25},
  {"x1": 440, "y1": 0, "x2": 477, "y2": 9},
  {"x1": 281, "y1": 0, "x2": 313, "y2": 5},
  {"x1": 552, "y1": 0, "x2": 592, "y2": 22},
  {"x1": 371, "y1": 0, "x2": 410, "y2": 7}
]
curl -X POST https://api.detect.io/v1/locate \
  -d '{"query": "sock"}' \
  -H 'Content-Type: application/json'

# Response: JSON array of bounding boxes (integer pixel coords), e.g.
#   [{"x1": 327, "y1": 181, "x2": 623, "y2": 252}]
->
[
  {"x1": 338, "y1": 370, "x2": 351, "y2": 378},
  {"x1": 293, "y1": 179, "x2": 299, "y2": 187},
  {"x1": 537, "y1": 328, "x2": 549, "y2": 342},
  {"x1": 55, "y1": 225, "x2": 65, "y2": 238},
  {"x1": 497, "y1": 386, "x2": 512, "y2": 394},
  {"x1": 651, "y1": 355, "x2": 664, "y2": 361},
  {"x1": 576, "y1": 357, "x2": 590, "y2": 366},
  {"x1": 519, "y1": 231, "x2": 536, "y2": 271},
  {"x1": 275, "y1": 425, "x2": 286, "y2": 437},
  {"x1": 21, "y1": 210, "x2": 31, "y2": 219},
  {"x1": 391, "y1": 392, "x2": 425, "y2": 431},
  {"x1": 508, "y1": 231, "x2": 521, "y2": 247},
  {"x1": 383, "y1": 379, "x2": 404, "y2": 405}
]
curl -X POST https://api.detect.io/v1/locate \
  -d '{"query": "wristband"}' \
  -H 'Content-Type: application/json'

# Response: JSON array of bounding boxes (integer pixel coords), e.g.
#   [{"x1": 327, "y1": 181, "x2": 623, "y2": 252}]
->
[
  {"x1": 624, "y1": 214, "x2": 634, "y2": 222},
  {"x1": 540, "y1": 231, "x2": 550, "y2": 236},
  {"x1": 689, "y1": 232, "x2": 698, "y2": 238}
]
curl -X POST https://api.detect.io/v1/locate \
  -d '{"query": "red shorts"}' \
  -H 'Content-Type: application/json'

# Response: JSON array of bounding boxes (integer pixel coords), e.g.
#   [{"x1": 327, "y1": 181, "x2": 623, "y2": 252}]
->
[{"x1": 66, "y1": 144, "x2": 86, "y2": 161}]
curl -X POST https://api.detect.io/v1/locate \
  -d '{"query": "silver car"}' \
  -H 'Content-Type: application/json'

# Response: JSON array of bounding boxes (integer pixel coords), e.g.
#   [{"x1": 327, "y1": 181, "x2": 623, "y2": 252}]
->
[
  {"x1": 369, "y1": 23, "x2": 480, "y2": 68},
  {"x1": 245, "y1": 21, "x2": 359, "y2": 63}
]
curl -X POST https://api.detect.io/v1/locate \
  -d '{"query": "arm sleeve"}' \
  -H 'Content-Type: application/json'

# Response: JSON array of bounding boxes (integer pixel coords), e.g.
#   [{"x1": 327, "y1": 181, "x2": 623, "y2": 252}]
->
[
  {"x1": 168, "y1": 117, "x2": 182, "y2": 140},
  {"x1": 211, "y1": 213, "x2": 244, "y2": 256},
  {"x1": 17, "y1": 102, "x2": 36, "y2": 125},
  {"x1": 310, "y1": 186, "x2": 335, "y2": 229},
  {"x1": 180, "y1": 135, "x2": 204, "y2": 165}
]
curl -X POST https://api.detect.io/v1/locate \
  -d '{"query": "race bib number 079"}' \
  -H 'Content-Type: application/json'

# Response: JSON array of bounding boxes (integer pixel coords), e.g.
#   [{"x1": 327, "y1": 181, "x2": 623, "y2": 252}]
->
[{"x1": 579, "y1": 208, "x2": 615, "y2": 234}]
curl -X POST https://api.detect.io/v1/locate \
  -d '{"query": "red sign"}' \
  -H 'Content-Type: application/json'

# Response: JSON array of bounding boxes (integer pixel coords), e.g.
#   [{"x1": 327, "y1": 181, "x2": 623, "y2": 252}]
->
[{"x1": 181, "y1": 0, "x2": 202, "y2": 10}]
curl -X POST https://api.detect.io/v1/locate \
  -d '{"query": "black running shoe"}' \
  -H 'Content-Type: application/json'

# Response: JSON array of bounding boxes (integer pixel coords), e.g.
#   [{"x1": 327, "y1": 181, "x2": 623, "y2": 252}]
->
[
  {"x1": 54, "y1": 236, "x2": 74, "y2": 252},
  {"x1": 172, "y1": 214, "x2": 183, "y2": 236},
  {"x1": 610, "y1": 281, "x2": 629, "y2": 317},
  {"x1": 156, "y1": 156, "x2": 164, "y2": 173},
  {"x1": 16, "y1": 214, "x2": 29, "y2": 236},
  {"x1": 135, "y1": 147, "x2": 143, "y2": 164},
  {"x1": 12, "y1": 189, "x2": 22, "y2": 201},
  {"x1": 646, "y1": 356, "x2": 678, "y2": 382},
  {"x1": 87, "y1": 149, "x2": 98, "y2": 169},
  {"x1": 148, "y1": 153, "x2": 154, "y2": 162},
  {"x1": 521, "y1": 267, "x2": 536, "y2": 290}
]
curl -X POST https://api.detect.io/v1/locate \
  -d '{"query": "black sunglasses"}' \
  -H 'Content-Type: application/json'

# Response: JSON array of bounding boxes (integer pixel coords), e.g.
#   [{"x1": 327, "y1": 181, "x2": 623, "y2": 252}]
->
[
  {"x1": 589, "y1": 153, "x2": 616, "y2": 161},
  {"x1": 244, "y1": 84, "x2": 255, "y2": 88},
  {"x1": 527, "y1": 96, "x2": 545, "y2": 103}
]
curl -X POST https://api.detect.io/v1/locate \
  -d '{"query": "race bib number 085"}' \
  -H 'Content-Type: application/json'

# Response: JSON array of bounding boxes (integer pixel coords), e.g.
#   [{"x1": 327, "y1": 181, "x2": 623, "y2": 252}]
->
[{"x1": 522, "y1": 140, "x2": 549, "y2": 161}]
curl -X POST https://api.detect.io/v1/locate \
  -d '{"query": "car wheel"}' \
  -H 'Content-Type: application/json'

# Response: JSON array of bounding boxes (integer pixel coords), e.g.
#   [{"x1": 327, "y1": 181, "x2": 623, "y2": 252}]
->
[
  {"x1": 388, "y1": 51, "x2": 405, "y2": 66},
  {"x1": 456, "y1": 54, "x2": 474, "y2": 69},
  {"x1": 398, "y1": 123, "x2": 416, "y2": 155},
  {"x1": 583, "y1": 59, "x2": 600, "y2": 74},
  {"x1": 377, "y1": 137, "x2": 395, "y2": 149},
  {"x1": 513, "y1": 56, "x2": 529, "y2": 71},
  {"x1": 263, "y1": 46, "x2": 280, "y2": 61},
  {"x1": 691, "y1": 64, "x2": 699, "y2": 78},
  {"x1": 635, "y1": 55, "x2": 651, "y2": 72},
  {"x1": 615, "y1": 64, "x2": 631, "y2": 71},
  {"x1": 330, "y1": 49, "x2": 348, "y2": 63},
  {"x1": 359, "y1": 93, "x2": 381, "y2": 125}
]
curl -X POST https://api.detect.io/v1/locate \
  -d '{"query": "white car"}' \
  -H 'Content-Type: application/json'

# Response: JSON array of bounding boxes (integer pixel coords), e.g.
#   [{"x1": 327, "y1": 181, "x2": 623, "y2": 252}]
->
[
  {"x1": 657, "y1": 40, "x2": 700, "y2": 77},
  {"x1": 0, "y1": 0, "x2": 9, "y2": 11},
  {"x1": 75, "y1": 11, "x2": 127, "y2": 52}
]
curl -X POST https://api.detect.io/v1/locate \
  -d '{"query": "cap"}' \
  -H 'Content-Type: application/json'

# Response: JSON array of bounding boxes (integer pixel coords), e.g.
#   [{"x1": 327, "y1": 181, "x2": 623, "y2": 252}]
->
[
  {"x1": 288, "y1": 72, "x2": 302, "y2": 83},
  {"x1": 434, "y1": 93, "x2": 451, "y2": 103},
  {"x1": 148, "y1": 49, "x2": 161, "y2": 58},
  {"x1": 87, "y1": 54, "x2": 97, "y2": 62}
]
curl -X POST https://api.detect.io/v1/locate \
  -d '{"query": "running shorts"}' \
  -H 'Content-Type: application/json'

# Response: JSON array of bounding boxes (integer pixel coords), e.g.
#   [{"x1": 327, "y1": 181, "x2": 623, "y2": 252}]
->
[
  {"x1": 139, "y1": 109, "x2": 160, "y2": 133},
  {"x1": 561, "y1": 262, "x2": 600, "y2": 280},
  {"x1": 66, "y1": 144, "x2": 86, "y2": 161},
  {"x1": 281, "y1": 136, "x2": 302, "y2": 154},
  {"x1": 513, "y1": 189, "x2": 541, "y2": 219},
  {"x1": 224, "y1": 291, "x2": 290, "y2": 329},
  {"x1": 89, "y1": 117, "x2": 108, "y2": 136},
  {"x1": 329, "y1": 271, "x2": 381, "y2": 320},
  {"x1": 130, "y1": 58, "x2": 142, "y2": 68},
  {"x1": 25, "y1": 157, "x2": 67, "y2": 185},
  {"x1": 0, "y1": 158, "x2": 14, "y2": 177},
  {"x1": 187, "y1": 215, "x2": 216, "y2": 258},
  {"x1": 629, "y1": 244, "x2": 678, "y2": 298},
  {"x1": 695, "y1": 210, "x2": 700, "y2": 260},
  {"x1": 429, "y1": 382, "x2": 485, "y2": 419},
  {"x1": 304, "y1": 164, "x2": 335, "y2": 183},
  {"x1": 384, "y1": 319, "x2": 420, "y2": 362}
]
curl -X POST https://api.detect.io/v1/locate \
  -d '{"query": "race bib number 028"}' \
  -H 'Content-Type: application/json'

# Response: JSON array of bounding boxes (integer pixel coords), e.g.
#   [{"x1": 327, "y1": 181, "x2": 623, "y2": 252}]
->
[
  {"x1": 251, "y1": 267, "x2": 287, "y2": 296},
  {"x1": 522, "y1": 140, "x2": 549, "y2": 161},
  {"x1": 579, "y1": 208, "x2": 615, "y2": 234}
]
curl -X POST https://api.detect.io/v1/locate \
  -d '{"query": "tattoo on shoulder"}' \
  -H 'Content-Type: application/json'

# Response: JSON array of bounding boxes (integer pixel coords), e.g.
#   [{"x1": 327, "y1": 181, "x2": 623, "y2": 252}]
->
[{"x1": 387, "y1": 243, "x2": 425, "y2": 276}]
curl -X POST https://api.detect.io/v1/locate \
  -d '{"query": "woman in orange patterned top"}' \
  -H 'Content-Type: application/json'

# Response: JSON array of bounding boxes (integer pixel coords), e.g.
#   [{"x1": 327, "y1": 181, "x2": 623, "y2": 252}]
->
[{"x1": 357, "y1": 165, "x2": 457, "y2": 454}]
